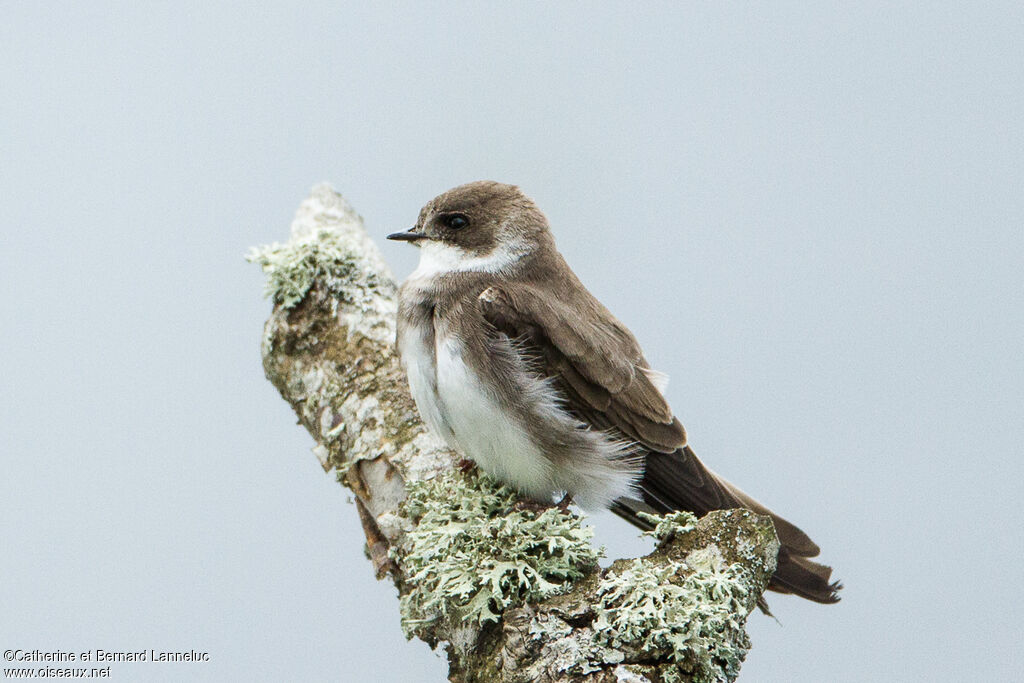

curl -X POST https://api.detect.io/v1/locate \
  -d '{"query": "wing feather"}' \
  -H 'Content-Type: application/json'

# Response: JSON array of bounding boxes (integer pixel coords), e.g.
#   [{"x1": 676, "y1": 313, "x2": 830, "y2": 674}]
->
[{"x1": 478, "y1": 284, "x2": 684, "y2": 454}]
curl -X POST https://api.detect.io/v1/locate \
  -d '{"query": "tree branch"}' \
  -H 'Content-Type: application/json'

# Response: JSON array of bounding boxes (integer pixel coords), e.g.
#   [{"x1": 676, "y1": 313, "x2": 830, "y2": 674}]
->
[{"x1": 249, "y1": 184, "x2": 780, "y2": 683}]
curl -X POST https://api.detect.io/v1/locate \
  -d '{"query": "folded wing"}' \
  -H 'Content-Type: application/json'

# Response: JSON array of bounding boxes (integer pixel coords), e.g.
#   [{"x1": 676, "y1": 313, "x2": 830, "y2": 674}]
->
[{"x1": 478, "y1": 284, "x2": 840, "y2": 604}]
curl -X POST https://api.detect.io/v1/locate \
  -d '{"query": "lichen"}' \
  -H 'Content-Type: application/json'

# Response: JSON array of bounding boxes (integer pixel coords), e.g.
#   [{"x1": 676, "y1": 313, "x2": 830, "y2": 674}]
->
[
  {"x1": 614, "y1": 665, "x2": 654, "y2": 683},
  {"x1": 639, "y1": 510, "x2": 698, "y2": 543},
  {"x1": 247, "y1": 227, "x2": 366, "y2": 308},
  {"x1": 395, "y1": 470, "x2": 601, "y2": 641},
  {"x1": 593, "y1": 511, "x2": 753, "y2": 683}
]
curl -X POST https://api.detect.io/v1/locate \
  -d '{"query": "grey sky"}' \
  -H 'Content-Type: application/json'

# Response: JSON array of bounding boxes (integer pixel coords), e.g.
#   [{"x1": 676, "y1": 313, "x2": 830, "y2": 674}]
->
[{"x1": 3, "y1": 2, "x2": 1022, "y2": 681}]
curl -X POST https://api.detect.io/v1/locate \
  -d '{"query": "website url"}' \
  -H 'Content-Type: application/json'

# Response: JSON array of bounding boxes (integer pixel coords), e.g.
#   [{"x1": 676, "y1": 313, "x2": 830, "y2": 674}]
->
[{"x1": 4, "y1": 667, "x2": 110, "y2": 678}]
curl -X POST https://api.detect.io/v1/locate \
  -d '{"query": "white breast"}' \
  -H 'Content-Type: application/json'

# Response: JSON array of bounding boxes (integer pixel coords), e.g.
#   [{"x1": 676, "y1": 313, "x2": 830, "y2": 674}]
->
[
  {"x1": 397, "y1": 323, "x2": 455, "y2": 445},
  {"x1": 433, "y1": 336, "x2": 558, "y2": 501},
  {"x1": 398, "y1": 254, "x2": 640, "y2": 509}
]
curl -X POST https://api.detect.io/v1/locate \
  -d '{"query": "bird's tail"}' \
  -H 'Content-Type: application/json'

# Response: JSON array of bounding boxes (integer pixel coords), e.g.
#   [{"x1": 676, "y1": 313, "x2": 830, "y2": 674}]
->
[{"x1": 611, "y1": 445, "x2": 841, "y2": 605}]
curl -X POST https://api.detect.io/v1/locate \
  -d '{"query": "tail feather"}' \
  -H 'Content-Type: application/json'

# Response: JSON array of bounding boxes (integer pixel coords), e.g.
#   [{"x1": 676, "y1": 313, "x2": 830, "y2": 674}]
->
[
  {"x1": 770, "y1": 550, "x2": 842, "y2": 604},
  {"x1": 614, "y1": 446, "x2": 841, "y2": 605}
]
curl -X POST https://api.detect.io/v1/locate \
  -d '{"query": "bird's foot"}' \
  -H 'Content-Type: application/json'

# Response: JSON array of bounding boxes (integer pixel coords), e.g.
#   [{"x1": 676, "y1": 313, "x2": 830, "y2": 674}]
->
[{"x1": 512, "y1": 493, "x2": 574, "y2": 516}]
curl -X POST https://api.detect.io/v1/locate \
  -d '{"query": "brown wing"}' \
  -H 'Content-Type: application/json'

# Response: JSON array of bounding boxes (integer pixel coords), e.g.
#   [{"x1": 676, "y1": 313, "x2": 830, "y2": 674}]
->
[{"x1": 477, "y1": 284, "x2": 685, "y2": 453}]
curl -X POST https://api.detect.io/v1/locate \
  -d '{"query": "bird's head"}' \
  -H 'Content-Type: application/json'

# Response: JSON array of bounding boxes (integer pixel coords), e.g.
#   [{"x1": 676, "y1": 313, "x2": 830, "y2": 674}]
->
[{"x1": 388, "y1": 181, "x2": 551, "y2": 274}]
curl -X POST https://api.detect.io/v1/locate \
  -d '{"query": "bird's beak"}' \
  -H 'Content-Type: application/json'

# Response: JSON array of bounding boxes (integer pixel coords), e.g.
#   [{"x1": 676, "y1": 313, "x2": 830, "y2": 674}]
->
[{"x1": 386, "y1": 229, "x2": 427, "y2": 242}]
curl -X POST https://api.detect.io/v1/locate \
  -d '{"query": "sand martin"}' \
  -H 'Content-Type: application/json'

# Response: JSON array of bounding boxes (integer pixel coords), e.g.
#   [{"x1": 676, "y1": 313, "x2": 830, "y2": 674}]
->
[{"x1": 389, "y1": 181, "x2": 840, "y2": 603}]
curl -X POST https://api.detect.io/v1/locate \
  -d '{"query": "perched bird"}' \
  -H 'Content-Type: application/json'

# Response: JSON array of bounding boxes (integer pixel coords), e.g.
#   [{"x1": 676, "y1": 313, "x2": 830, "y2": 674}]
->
[{"x1": 388, "y1": 181, "x2": 840, "y2": 604}]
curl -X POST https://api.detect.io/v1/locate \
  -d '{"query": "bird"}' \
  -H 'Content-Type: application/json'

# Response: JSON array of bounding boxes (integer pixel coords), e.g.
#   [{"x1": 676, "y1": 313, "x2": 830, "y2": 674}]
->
[{"x1": 387, "y1": 180, "x2": 840, "y2": 605}]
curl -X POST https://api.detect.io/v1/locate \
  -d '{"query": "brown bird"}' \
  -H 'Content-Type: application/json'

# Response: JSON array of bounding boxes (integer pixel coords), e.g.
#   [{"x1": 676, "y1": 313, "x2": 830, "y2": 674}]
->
[{"x1": 388, "y1": 180, "x2": 840, "y2": 604}]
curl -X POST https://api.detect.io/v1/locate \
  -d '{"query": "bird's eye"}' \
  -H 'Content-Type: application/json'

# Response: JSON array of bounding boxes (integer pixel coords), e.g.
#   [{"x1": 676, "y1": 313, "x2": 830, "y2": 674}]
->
[{"x1": 444, "y1": 214, "x2": 469, "y2": 230}]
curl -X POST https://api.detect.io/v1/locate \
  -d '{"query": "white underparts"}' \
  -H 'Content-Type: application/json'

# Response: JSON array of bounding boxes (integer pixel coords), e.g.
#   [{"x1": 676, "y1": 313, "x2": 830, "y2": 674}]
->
[
  {"x1": 411, "y1": 335, "x2": 638, "y2": 509},
  {"x1": 398, "y1": 325, "x2": 456, "y2": 446},
  {"x1": 434, "y1": 336, "x2": 557, "y2": 500}
]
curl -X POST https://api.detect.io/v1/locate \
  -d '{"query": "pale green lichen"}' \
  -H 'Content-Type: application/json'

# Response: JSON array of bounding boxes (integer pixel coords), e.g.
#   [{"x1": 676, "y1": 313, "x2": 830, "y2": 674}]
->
[
  {"x1": 247, "y1": 228, "x2": 363, "y2": 308},
  {"x1": 639, "y1": 510, "x2": 698, "y2": 543},
  {"x1": 396, "y1": 471, "x2": 601, "y2": 640},
  {"x1": 593, "y1": 511, "x2": 752, "y2": 683}
]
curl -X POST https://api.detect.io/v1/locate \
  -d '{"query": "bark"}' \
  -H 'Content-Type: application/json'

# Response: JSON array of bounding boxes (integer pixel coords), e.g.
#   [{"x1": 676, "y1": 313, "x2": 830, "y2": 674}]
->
[{"x1": 250, "y1": 184, "x2": 781, "y2": 683}]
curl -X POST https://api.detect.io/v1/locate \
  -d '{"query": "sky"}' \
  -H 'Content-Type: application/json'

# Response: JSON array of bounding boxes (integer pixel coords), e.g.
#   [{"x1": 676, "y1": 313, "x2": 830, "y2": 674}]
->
[{"x1": 2, "y1": 2, "x2": 1022, "y2": 681}]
